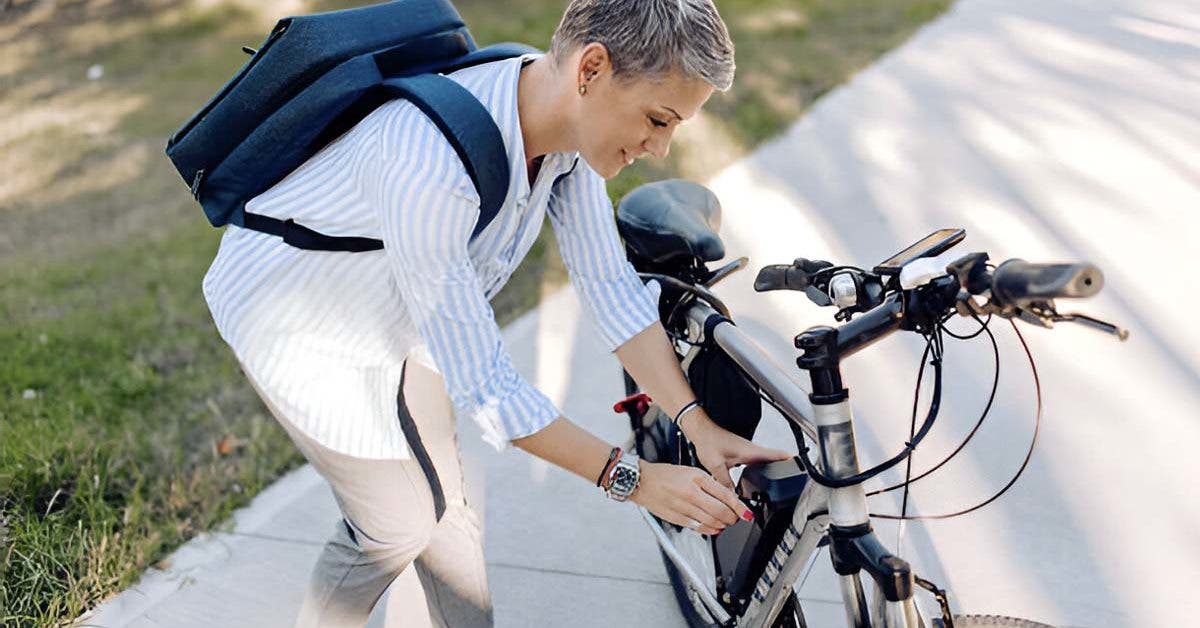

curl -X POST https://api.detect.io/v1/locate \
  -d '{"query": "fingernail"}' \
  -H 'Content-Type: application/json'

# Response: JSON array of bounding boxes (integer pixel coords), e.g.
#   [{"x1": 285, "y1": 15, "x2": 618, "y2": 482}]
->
[{"x1": 742, "y1": 509, "x2": 754, "y2": 521}]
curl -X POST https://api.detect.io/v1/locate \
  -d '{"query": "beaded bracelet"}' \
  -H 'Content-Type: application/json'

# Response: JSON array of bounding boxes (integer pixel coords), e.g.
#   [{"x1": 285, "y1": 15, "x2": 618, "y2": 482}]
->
[{"x1": 595, "y1": 446, "x2": 622, "y2": 488}]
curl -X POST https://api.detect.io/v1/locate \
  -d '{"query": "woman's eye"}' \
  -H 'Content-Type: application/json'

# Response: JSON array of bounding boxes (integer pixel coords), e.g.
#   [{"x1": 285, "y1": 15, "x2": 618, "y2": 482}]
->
[{"x1": 649, "y1": 116, "x2": 668, "y2": 128}]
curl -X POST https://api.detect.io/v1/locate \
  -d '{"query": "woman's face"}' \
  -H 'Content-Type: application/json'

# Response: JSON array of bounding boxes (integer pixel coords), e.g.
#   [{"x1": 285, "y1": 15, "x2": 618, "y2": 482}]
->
[{"x1": 573, "y1": 46, "x2": 715, "y2": 179}]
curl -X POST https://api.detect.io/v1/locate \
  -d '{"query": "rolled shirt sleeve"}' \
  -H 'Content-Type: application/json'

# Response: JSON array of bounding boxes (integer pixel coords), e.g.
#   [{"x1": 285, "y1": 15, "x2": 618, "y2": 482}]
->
[
  {"x1": 365, "y1": 109, "x2": 560, "y2": 452},
  {"x1": 548, "y1": 159, "x2": 661, "y2": 352}
]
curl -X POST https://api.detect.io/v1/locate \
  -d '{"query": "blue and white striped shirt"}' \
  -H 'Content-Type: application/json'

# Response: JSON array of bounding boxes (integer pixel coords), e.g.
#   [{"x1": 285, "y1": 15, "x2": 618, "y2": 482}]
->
[{"x1": 202, "y1": 55, "x2": 660, "y2": 459}]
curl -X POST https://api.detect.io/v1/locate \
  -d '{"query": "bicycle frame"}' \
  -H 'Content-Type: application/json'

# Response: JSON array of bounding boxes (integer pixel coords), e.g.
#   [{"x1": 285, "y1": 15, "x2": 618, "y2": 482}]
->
[{"x1": 636, "y1": 296, "x2": 927, "y2": 628}]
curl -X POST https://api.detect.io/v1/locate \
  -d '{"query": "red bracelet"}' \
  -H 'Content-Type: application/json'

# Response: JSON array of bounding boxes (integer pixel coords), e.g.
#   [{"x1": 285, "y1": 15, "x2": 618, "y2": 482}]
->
[{"x1": 596, "y1": 446, "x2": 622, "y2": 488}]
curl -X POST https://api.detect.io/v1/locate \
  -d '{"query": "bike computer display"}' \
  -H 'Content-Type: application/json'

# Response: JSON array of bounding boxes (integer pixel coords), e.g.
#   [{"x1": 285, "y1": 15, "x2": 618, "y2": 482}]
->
[{"x1": 872, "y1": 228, "x2": 966, "y2": 276}]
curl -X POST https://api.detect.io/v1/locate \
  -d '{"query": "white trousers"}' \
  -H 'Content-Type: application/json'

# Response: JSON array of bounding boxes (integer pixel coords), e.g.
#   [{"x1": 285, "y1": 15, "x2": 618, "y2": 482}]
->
[{"x1": 245, "y1": 358, "x2": 494, "y2": 627}]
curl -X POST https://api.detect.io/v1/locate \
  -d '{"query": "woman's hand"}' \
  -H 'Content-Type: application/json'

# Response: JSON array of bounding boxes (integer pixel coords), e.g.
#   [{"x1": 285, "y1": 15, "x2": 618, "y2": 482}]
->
[
  {"x1": 684, "y1": 411, "x2": 794, "y2": 490},
  {"x1": 628, "y1": 461, "x2": 753, "y2": 536}
]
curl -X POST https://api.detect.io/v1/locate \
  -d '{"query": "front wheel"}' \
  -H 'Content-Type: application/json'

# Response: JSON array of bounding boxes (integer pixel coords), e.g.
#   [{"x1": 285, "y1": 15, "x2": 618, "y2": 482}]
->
[{"x1": 933, "y1": 616, "x2": 1056, "y2": 628}]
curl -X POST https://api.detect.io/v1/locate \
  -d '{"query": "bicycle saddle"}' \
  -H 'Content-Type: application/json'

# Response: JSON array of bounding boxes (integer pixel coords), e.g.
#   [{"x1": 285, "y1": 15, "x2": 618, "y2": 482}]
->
[{"x1": 617, "y1": 180, "x2": 725, "y2": 265}]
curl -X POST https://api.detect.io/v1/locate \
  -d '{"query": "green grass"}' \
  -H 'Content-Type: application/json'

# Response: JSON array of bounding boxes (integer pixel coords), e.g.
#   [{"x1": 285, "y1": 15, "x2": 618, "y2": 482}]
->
[
  {"x1": 0, "y1": 0, "x2": 951, "y2": 624},
  {"x1": 0, "y1": 224, "x2": 301, "y2": 624}
]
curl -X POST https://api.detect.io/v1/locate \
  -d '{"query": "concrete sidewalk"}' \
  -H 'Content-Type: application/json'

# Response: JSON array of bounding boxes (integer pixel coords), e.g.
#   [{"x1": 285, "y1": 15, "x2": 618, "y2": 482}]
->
[{"x1": 82, "y1": 0, "x2": 1200, "y2": 626}]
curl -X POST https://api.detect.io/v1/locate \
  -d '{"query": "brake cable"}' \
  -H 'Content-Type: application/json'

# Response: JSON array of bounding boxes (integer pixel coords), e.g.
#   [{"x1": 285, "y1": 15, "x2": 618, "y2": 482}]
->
[
  {"x1": 636, "y1": 272, "x2": 732, "y2": 318},
  {"x1": 941, "y1": 311, "x2": 993, "y2": 340},
  {"x1": 871, "y1": 319, "x2": 1042, "y2": 521},
  {"x1": 759, "y1": 331, "x2": 946, "y2": 489},
  {"x1": 867, "y1": 313, "x2": 1000, "y2": 496}
]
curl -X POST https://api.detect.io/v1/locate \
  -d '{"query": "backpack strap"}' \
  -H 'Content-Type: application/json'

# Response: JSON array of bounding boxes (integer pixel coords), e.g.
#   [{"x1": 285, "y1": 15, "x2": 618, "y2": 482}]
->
[
  {"x1": 380, "y1": 74, "x2": 510, "y2": 240},
  {"x1": 241, "y1": 213, "x2": 387, "y2": 252},
  {"x1": 240, "y1": 73, "x2": 510, "y2": 252}
]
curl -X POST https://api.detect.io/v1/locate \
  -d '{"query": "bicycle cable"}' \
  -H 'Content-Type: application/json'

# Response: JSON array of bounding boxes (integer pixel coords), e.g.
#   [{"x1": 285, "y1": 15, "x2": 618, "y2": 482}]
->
[
  {"x1": 941, "y1": 311, "x2": 993, "y2": 340},
  {"x1": 870, "y1": 319, "x2": 1042, "y2": 521},
  {"x1": 749, "y1": 331, "x2": 946, "y2": 489},
  {"x1": 866, "y1": 312, "x2": 1001, "y2": 497},
  {"x1": 797, "y1": 545, "x2": 825, "y2": 593},
  {"x1": 897, "y1": 340, "x2": 928, "y2": 541}
]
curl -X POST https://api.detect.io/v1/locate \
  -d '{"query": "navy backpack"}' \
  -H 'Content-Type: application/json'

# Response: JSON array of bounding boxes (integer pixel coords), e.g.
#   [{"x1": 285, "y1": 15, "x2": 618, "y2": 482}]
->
[{"x1": 165, "y1": 0, "x2": 536, "y2": 252}]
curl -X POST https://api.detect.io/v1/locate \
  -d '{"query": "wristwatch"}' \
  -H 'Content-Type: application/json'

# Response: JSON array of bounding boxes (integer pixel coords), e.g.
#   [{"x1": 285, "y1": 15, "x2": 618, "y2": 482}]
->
[{"x1": 604, "y1": 451, "x2": 641, "y2": 502}]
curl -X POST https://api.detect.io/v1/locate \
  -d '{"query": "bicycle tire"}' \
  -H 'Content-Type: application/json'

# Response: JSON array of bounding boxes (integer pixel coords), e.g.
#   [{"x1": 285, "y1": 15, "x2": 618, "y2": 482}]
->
[
  {"x1": 933, "y1": 616, "x2": 1056, "y2": 628},
  {"x1": 656, "y1": 537, "x2": 723, "y2": 628},
  {"x1": 624, "y1": 370, "x2": 718, "y2": 626}
]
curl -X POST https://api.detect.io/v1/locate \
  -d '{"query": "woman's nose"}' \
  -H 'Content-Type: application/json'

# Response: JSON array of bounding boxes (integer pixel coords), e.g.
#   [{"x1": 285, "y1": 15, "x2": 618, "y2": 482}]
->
[{"x1": 643, "y1": 131, "x2": 671, "y2": 159}]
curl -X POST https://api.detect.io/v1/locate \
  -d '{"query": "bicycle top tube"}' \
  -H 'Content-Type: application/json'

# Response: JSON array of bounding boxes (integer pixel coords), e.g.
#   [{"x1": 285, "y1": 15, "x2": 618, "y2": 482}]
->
[{"x1": 680, "y1": 299, "x2": 818, "y2": 443}]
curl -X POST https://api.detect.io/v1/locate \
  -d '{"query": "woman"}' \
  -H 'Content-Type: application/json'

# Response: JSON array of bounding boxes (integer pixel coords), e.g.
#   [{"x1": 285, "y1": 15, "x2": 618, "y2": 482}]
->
[{"x1": 202, "y1": 0, "x2": 791, "y2": 625}]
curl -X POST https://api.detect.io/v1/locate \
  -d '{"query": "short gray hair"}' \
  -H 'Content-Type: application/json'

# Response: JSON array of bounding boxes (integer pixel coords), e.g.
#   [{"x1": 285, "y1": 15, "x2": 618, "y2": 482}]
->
[{"x1": 549, "y1": 0, "x2": 736, "y2": 91}]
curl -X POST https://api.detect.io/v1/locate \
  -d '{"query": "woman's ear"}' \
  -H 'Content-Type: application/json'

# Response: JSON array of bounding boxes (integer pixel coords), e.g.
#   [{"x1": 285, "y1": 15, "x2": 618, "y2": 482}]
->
[{"x1": 577, "y1": 42, "x2": 612, "y2": 89}]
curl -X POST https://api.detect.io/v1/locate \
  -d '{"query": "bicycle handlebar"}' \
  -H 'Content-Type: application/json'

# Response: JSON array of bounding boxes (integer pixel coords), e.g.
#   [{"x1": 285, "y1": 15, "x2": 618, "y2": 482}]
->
[{"x1": 752, "y1": 249, "x2": 1124, "y2": 338}]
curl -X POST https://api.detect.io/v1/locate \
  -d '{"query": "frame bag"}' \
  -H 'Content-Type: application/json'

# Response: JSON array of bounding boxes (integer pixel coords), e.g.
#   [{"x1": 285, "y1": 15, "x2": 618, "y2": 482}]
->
[
  {"x1": 165, "y1": 0, "x2": 535, "y2": 251},
  {"x1": 688, "y1": 346, "x2": 763, "y2": 442}
]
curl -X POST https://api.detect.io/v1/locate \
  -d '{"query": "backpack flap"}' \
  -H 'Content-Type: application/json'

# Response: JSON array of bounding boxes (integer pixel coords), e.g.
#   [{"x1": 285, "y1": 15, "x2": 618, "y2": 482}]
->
[{"x1": 204, "y1": 53, "x2": 389, "y2": 229}]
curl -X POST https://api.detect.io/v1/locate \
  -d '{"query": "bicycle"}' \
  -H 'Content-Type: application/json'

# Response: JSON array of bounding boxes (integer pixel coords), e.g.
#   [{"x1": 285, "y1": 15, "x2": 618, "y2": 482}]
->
[{"x1": 612, "y1": 180, "x2": 1128, "y2": 628}]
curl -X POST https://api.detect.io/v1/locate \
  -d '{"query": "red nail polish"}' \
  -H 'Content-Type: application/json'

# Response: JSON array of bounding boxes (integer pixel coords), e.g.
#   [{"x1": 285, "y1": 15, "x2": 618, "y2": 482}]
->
[{"x1": 742, "y1": 509, "x2": 754, "y2": 521}]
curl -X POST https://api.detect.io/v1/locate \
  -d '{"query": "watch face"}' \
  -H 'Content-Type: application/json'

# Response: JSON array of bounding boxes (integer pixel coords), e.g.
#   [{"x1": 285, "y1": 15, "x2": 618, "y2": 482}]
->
[
  {"x1": 614, "y1": 467, "x2": 635, "y2": 488},
  {"x1": 611, "y1": 457, "x2": 639, "y2": 494}
]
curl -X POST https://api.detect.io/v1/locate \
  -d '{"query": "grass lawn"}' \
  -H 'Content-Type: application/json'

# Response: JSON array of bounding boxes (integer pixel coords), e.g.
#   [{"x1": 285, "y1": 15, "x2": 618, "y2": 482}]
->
[{"x1": 0, "y1": 0, "x2": 951, "y2": 624}]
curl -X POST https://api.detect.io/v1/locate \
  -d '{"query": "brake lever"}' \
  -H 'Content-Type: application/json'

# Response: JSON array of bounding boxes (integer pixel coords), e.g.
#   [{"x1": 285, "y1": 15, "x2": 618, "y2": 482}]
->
[
  {"x1": 956, "y1": 292, "x2": 1128, "y2": 341},
  {"x1": 1050, "y1": 312, "x2": 1130, "y2": 341},
  {"x1": 1013, "y1": 301, "x2": 1129, "y2": 340}
]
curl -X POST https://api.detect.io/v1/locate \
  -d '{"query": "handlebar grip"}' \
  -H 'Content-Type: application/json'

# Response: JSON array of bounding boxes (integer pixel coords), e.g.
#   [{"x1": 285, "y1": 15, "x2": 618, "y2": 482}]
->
[
  {"x1": 991, "y1": 259, "x2": 1104, "y2": 306},
  {"x1": 754, "y1": 264, "x2": 811, "y2": 292},
  {"x1": 754, "y1": 258, "x2": 833, "y2": 293}
]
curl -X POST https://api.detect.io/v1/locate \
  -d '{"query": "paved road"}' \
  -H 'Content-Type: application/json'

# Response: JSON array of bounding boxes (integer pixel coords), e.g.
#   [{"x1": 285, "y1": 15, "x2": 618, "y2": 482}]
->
[{"x1": 83, "y1": 0, "x2": 1200, "y2": 626}]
